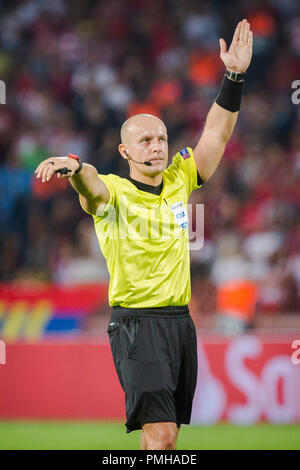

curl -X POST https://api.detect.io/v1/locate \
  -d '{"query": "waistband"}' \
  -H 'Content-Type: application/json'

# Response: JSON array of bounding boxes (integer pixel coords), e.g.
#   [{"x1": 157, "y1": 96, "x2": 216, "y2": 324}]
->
[{"x1": 111, "y1": 305, "x2": 190, "y2": 318}]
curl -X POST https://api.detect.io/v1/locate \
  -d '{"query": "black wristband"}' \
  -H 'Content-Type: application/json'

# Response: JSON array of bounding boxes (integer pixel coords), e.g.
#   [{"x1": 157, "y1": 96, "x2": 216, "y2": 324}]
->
[
  {"x1": 215, "y1": 75, "x2": 245, "y2": 112},
  {"x1": 74, "y1": 159, "x2": 83, "y2": 174}
]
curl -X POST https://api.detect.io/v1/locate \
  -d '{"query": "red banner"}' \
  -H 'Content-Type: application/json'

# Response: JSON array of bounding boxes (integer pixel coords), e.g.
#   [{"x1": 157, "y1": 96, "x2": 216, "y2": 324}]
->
[
  {"x1": 192, "y1": 334, "x2": 300, "y2": 424},
  {"x1": 0, "y1": 334, "x2": 300, "y2": 423},
  {"x1": 0, "y1": 339, "x2": 124, "y2": 420}
]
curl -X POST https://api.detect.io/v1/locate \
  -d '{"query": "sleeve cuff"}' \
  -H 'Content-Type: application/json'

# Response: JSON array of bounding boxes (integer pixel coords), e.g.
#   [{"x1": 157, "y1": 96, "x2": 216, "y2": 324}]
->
[{"x1": 197, "y1": 170, "x2": 204, "y2": 187}]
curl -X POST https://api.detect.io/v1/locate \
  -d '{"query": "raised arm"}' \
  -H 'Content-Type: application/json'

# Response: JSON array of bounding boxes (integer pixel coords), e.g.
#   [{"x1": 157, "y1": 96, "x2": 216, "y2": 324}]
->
[
  {"x1": 34, "y1": 156, "x2": 110, "y2": 215},
  {"x1": 194, "y1": 19, "x2": 253, "y2": 182}
]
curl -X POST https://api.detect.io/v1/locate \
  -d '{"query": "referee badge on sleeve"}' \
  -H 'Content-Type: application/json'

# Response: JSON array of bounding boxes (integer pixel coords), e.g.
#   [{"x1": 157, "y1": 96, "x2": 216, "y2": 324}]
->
[
  {"x1": 170, "y1": 201, "x2": 189, "y2": 230},
  {"x1": 179, "y1": 148, "x2": 190, "y2": 159}
]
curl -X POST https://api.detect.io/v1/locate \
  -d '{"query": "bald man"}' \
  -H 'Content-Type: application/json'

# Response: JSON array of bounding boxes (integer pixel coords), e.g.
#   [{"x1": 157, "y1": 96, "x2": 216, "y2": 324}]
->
[{"x1": 35, "y1": 20, "x2": 253, "y2": 449}]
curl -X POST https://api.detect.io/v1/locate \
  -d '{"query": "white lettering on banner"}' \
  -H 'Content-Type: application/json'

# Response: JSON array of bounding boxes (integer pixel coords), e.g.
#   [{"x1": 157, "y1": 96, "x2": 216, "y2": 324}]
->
[
  {"x1": 261, "y1": 356, "x2": 296, "y2": 423},
  {"x1": 291, "y1": 80, "x2": 300, "y2": 105},
  {"x1": 291, "y1": 340, "x2": 300, "y2": 365},
  {"x1": 191, "y1": 336, "x2": 300, "y2": 425},
  {"x1": 0, "y1": 340, "x2": 6, "y2": 364},
  {"x1": 191, "y1": 340, "x2": 226, "y2": 424},
  {"x1": 226, "y1": 336, "x2": 263, "y2": 424}
]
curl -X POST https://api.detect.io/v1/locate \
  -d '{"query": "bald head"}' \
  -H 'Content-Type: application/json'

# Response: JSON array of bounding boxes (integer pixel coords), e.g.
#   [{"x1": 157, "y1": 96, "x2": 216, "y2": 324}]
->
[
  {"x1": 118, "y1": 113, "x2": 168, "y2": 180},
  {"x1": 120, "y1": 114, "x2": 166, "y2": 144}
]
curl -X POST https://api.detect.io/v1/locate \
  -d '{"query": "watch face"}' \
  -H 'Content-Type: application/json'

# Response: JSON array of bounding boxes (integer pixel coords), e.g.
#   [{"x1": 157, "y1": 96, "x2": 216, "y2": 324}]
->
[{"x1": 226, "y1": 70, "x2": 245, "y2": 81}]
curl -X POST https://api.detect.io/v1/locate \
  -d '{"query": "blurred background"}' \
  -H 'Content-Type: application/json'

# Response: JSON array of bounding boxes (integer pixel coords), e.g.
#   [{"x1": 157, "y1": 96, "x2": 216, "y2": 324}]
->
[{"x1": 0, "y1": 0, "x2": 300, "y2": 450}]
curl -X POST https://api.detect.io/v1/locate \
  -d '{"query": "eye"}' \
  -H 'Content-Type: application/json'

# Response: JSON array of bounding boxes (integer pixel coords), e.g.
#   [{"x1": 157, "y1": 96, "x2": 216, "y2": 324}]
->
[{"x1": 143, "y1": 137, "x2": 150, "y2": 142}]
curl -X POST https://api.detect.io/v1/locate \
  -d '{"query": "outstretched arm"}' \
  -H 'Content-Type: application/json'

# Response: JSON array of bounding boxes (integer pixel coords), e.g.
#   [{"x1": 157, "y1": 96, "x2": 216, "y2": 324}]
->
[
  {"x1": 34, "y1": 157, "x2": 110, "y2": 215},
  {"x1": 194, "y1": 19, "x2": 253, "y2": 182}
]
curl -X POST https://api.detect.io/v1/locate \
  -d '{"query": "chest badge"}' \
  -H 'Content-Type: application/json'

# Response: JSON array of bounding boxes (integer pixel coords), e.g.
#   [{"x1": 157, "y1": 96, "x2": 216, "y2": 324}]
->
[{"x1": 170, "y1": 201, "x2": 189, "y2": 230}]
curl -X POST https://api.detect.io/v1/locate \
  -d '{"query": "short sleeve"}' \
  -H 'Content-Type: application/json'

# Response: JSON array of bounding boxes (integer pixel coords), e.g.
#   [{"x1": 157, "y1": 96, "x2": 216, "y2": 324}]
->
[
  {"x1": 168, "y1": 147, "x2": 203, "y2": 196},
  {"x1": 78, "y1": 173, "x2": 117, "y2": 219}
]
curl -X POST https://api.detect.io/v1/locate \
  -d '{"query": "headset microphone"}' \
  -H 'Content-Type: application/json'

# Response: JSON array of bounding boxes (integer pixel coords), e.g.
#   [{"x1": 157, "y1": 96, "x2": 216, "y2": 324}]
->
[{"x1": 125, "y1": 151, "x2": 152, "y2": 166}]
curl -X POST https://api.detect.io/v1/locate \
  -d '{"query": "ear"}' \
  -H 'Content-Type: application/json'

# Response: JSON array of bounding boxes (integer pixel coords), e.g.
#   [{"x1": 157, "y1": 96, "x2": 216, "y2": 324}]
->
[{"x1": 118, "y1": 144, "x2": 129, "y2": 160}]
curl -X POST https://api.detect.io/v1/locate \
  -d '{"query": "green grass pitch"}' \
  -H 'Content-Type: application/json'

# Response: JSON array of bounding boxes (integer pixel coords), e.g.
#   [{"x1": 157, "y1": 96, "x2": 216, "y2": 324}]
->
[{"x1": 0, "y1": 421, "x2": 299, "y2": 450}]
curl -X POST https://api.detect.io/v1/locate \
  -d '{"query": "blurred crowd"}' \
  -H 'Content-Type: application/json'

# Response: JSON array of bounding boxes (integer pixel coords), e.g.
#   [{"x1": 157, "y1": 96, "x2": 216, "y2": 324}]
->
[{"x1": 0, "y1": 0, "x2": 300, "y2": 321}]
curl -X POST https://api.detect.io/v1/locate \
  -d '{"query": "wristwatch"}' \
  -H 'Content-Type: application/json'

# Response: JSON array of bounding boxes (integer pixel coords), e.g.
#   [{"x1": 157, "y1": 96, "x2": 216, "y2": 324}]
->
[
  {"x1": 225, "y1": 69, "x2": 246, "y2": 82},
  {"x1": 67, "y1": 153, "x2": 83, "y2": 174}
]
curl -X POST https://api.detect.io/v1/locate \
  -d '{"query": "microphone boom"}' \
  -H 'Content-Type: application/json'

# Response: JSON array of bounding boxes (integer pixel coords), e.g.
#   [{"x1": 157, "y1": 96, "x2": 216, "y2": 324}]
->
[{"x1": 125, "y1": 152, "x2": 152, "y2": 166}]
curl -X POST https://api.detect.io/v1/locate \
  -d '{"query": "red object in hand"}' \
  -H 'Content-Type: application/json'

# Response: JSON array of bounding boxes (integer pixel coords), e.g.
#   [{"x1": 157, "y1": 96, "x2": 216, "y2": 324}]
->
[
  {"x1": 67, "y1": 153, "x2": 80, "y2": 162},
  {"x1": 65, "y1": 153, "x2": 82, "y2": 174}
]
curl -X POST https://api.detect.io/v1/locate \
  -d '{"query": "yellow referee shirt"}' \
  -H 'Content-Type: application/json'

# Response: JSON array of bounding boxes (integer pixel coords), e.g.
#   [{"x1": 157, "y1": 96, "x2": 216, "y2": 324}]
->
[{"x1": 80, "y1": 147, "x2": 202, "y2": 308}]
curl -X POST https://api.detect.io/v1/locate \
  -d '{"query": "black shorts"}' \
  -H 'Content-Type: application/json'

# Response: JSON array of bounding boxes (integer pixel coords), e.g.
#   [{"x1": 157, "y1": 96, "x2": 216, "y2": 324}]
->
[{"x1": 107, "y1": 305, "x2": 198, "y2": 433}]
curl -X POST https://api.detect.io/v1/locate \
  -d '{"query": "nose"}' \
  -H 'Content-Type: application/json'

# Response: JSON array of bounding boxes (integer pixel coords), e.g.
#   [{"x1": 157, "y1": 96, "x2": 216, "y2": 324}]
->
[{"x1": 151, "y1": 138, "x2": 164, "y2": 154}]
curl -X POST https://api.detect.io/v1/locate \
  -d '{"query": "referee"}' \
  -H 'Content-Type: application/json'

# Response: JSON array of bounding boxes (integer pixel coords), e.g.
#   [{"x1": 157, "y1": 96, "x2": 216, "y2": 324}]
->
[{"x1": 35, "y1": 20, "x2": 253, "y2": 450}]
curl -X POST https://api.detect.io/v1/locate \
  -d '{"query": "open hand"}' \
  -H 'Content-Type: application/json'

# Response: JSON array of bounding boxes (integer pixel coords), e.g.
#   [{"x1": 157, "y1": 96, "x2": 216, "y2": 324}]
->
[
  {"x1": 35, "y1": 157, "x2": 79, "y2": 183},
  {"x1": 219, "y1": 19, "x2": 253, "y2": 74}
]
